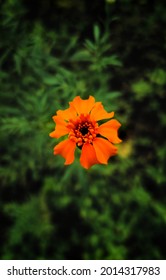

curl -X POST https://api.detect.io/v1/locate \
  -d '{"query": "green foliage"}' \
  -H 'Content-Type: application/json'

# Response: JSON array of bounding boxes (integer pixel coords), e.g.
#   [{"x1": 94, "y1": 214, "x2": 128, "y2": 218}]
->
[
  {"x1": 72, "y1": 24, "x2": 122, "y2": 72},
  {"x1": 3, "y1": 196, "x2": 53, "y2": 259},
  {"x1": 0, "y1": 0, "x2": 166, "y2": 260}
]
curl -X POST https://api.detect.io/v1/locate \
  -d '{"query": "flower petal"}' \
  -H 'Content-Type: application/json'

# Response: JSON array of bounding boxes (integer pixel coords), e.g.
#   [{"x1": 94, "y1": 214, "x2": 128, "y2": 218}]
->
[
  {"x1": 80, "y1": 143, "x2": 100, "y2": 169},
  {"x1": 54, "y1": 139, "x2": 76, "y2": 165},
  {"x1": 57, "y1": 106, "x2": 77, "y2": 121},
  {"x1": 93, "y1": 138, "x2": 117, "y2": 164},
  {"x1": 90, "y1": 102, "x2": 114, "y2": 121},
  {"x1": 69, "y1": 96, "x2": 95, "y2": 115},
  {"x1": 49, "y1": 116, "x2": 69, "y2": 138},
  {"x1": 98, "y1": 119, "x2": 122, "y2": 143}
]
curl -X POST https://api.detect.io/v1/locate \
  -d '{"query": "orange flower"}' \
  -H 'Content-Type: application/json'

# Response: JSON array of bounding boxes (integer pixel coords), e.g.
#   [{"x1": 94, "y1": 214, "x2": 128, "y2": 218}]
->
[{"x1": 49, "y1": 96, "x2": 122, "y2": 169}]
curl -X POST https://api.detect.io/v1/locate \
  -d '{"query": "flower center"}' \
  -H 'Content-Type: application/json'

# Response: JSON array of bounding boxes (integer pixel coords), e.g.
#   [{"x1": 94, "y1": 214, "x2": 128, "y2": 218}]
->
[
  {"x1": 79, "y1": 126, "x2": 89, "y2": 136},
  {"x1": 67, "y1": 114, "x2": 98, "y2": 147}
]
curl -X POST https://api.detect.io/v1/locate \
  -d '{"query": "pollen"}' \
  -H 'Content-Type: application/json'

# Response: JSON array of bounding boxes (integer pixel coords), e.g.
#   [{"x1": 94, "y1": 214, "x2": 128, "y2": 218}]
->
[{"x1": 66, "y1": 114, "x2": 98, "y2": 147}]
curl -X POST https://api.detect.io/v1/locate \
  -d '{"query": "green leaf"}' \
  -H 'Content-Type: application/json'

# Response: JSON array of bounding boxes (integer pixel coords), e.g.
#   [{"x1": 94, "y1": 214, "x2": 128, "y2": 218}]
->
[
  {"x1": 94, "y1": 24, "x2": 100, "y2": 42},
  {"x1": 84, "y1": 39, "x2": 96, "y2": 51},
  {"x1": 71, "y1": 50, "x2": 91, "y2": 61},
  {"x1": 131, "y1": 79, "x2": 152, "y2": 100},
  {"x1": 43, "y1": 76, "x2": 59, "y2": 85}
]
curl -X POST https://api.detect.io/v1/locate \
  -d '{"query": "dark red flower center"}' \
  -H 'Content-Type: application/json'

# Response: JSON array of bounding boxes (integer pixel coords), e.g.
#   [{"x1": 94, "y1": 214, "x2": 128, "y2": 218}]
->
[
  {"x1": 80, "y1": 126, "x2": 89, "y2": 136},
  {"x1": 66, "y1": 114, "x2": 99, "y2": 147}
]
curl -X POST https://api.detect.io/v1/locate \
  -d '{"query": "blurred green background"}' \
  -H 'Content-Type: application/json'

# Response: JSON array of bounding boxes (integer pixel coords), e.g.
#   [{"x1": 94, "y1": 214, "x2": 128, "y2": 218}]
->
[{"x1": 0, "y1": 0, "x2": 166, "y2": 260}]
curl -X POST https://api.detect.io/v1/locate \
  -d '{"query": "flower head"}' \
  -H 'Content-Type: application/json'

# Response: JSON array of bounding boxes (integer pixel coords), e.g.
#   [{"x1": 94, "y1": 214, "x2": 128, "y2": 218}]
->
[{"x1": 50, "y1": 96, "x2": 122, "y2": 169}]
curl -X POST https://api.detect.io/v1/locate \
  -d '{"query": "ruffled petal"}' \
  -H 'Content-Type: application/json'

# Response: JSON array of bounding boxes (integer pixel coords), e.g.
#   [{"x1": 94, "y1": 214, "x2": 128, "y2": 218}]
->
[
  {"x1": 98, "y1": 119, "x2": 122, "y2": 143},
  {"x1": 57, "y1": 106, "x2": 77, "y2": 121},
  {"x1": 49, "y1": 116, "x2": 69, "y2": 138},
  {"x1": 93, "y1": 138, "x2": 117, "y2": 164},
  {"x1": 90, "y1": 102, "x2": 114, "y2": 121},
  {"x1": 69, "y1": 96, "x2": 95, "y2": 115},
  {"x1": 54, "y1": 139, "x2": 76, "y2": 165},
  {"x1": 80, "y1": 143, "x2": 100, "y2": 169}
]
